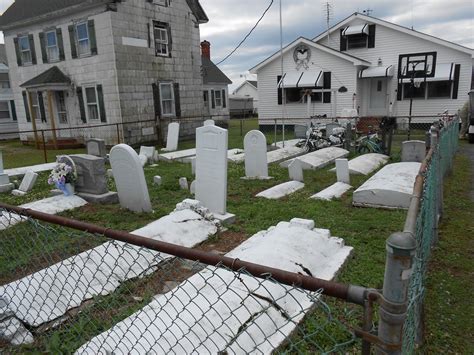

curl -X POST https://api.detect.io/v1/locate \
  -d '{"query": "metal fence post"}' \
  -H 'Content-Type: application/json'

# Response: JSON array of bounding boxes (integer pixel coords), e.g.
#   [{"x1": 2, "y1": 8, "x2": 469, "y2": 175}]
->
[
  {"x1": 377, "y1": 232, "x2": 416, "y2": 354},
  {"x1": 116, "y1": 123, "x2": 121, "y2": 144},
  {"x1": 41, "y1": 130, "x2": 48, "y2": 163}
]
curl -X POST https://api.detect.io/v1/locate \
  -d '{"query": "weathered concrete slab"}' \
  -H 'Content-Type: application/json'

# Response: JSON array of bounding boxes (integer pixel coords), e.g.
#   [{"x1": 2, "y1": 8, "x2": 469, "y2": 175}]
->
[
  {"x1": 280, "y1": 147, "x2": 349, "y2": 170},
  {"x1": 275, "y1": 139, "x2": 302, "y2": 148},
  {"x1": 5, "y1": 162, "x2": 57, "y2": 178},
  {"x1": 353, "y1": 162, "x2": 421, "y2": 209},
  {"x1": 0, "y1": 195, "x2": 88, "y2": 231},
  {"x1": 310, "y1": 182, "x2": 352, "y2": 201},
  {"x1": 0, "y1": 200, "x2": 219, "y2": 332},
  {"x1": 331, "y1": 153, "x2": 389, "y2": 175},
  {"x1": 158, "y1": 148, "x2": 197, "y2": 162},
  {"x1": 256, "y1": 181, "x2": 304, "y2": 199},
  {"x1": 77, "y1": 219, "x2": 353, "y2": 354},
  {"x1": 267, "y1": 145, "x2": 306, "y2": 164}
]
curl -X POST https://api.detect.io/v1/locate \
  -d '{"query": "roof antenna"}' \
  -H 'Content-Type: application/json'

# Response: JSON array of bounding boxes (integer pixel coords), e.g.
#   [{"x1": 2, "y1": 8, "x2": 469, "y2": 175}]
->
[
  {"x1": 323, "y1": 2, "x2": 333, "y2": 45},
  {"x1": 362, "y1": 8, "x2": 373, "y2": 16}
]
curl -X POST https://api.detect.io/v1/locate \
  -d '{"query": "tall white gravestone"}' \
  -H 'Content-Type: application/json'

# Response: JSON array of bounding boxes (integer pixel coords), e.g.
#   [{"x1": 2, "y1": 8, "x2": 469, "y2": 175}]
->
[
  {"x1": 244, "y1": 130, "x2": 269, "y2": 179},
  {"x1": 335, "y1": 158, "x2": 350, "y2": 184},
  {"x1": 195, "y1": 125, "x2": 234, "y2": 222},
  {"x1": 203, "y1": 119, "x2": 215, "y2": 126},
  {"x1": 162, "y1": 122, "x2": 180, "y2": 152},
  {"x1": 110, "y1": 144, "x2": 152, "y2": 213}
]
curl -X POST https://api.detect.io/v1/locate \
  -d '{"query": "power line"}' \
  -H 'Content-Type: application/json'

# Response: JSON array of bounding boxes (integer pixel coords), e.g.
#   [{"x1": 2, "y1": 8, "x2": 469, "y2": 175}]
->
[{"x1": 216, "y1": 0, "x2": 274, "y2": 66}]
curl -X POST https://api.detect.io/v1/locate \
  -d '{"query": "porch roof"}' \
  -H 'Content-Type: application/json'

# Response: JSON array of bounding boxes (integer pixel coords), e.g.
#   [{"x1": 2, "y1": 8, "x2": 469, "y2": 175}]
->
[
  {"x1": 342, "y1": 23, "x2": 369, "y2": 36},
  {"x1": 20, "y1": 66, "x2": 71, "y2": 89},
  {"x1": 359, "y1": 65, "x2": 394, "y2": 78}
]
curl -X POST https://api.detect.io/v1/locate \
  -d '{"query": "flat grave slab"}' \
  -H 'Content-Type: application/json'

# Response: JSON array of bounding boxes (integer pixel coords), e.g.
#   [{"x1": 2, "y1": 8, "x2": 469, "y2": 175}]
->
[
  {"x1": 331, "y1": 153, "x2": 389, "y2": 175},
  {"x1": 0, "y1": 195, "x2": 87, "y2": 231},
  {"x1": 256, "y1": 180, "x2": 304, "y2": 199},
  {"x1": 267, "y1": 145, "x2": 306, "y2": 164},
  {"x1": 0, "y1": 200, "x2": 219, "y2": 334},
  {"x1": 275, "y1": 139, "x2": 301, "y2": 148},
  {"x1": 310, "y1": 182, "x2": 352, "y2": 201},
  {"x1": 78, "y1": 219, "x2": 352, "y2": 354},
  {"x1": 353, "y1": 162, "x2": 421, "y2": 209},
  {"x1": 5, "y1": 162, "x2": 57, "y2": 178},
  {"x1": 158, "y1": 148, "x2": 197, "y2": 162},
  {"x1": 280, "y1": 147, "x2": 349, "y2": 170}
]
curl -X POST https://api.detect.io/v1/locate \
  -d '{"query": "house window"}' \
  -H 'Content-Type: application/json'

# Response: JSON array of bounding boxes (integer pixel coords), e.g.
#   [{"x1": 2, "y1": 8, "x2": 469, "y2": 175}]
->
[
  {"x1": 0, "y1": 101, "x2": 10, "y2": 119},
  {"x1": 46, "y1": 30, "x2": 59, "y2": 62},
  {"x1": 159, "y1": 82, "x2": 175, "y2": 116},
  {"x1": 214, "y1": 90, "x2": 222, "y2": 107},
  {"x1": 427, "y1": 81, "x2": 452, "y2": 99},
  {"x1": 56, "y1": 91, "x2": 68, "y2": 123},
  {"x1": 347, "y1": 33, "x2": 367, "y2": 49},
  {"x1": 303, "y1": 92, "x2": 323, "y2": 103},
  {"x1": 19, "y1": 36, "x2": 32, "y2": 64},
  {"x1": 30, "y1": 93, "x2": 41, "y2": 120},
  {"x1": 152, "y1": 0, "x2": 168, "y2": 5},
  {"x1": 85, "y1": 86, "x2": 99, "y2": 120},
  {"x1": 76, "y1": 22, "x2": 90, "y2": 56},
  {"x1": 285, "y1": 88, "x2": 303, "y2": 103},
  {"x1": 0, "y1": 80, "x2": 10, "y2": 89},
  {"x1": 154, "y1": 23, "x2": 169, "y2": 56}
]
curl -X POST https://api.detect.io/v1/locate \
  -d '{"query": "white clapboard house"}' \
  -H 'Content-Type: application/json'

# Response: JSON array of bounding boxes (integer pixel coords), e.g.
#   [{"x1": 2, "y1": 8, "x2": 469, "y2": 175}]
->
[{"x1": 250, "y1": 12, "x2": 473, "y2": 129}]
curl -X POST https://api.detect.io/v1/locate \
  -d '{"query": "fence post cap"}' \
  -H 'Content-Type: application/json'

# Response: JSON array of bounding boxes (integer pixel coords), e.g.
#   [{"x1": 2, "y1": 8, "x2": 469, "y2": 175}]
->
[{"x1": 387, "y1": 232, "x2": 416, "y2": 253}]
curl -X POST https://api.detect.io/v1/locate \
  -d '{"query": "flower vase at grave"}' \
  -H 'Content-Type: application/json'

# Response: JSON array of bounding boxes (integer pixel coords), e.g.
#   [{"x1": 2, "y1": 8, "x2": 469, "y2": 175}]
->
[
  {"x1": 55, "y1": 181, "x2": 74, "y2": 196},
  {"x1": 65, "y1": 183, "x2": 75, "y2": 196}
]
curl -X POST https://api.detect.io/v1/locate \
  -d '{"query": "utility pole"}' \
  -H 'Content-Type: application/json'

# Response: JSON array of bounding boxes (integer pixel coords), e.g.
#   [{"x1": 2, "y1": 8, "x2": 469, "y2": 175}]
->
[{"x1": 324, "y1": 2, "x2": 333, "y2": 44}]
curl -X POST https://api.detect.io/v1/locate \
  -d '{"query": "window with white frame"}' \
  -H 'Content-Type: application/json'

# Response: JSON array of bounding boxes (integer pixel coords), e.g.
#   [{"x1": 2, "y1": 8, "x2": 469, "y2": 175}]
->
[
  {"x1": 56, "y1": 91, "x2": 68, "y2": 123},
  {"x1": 159, "y1": 82, "x2": 175, "y2": 116},
  {"x1": 19, "y1": 36, "x2": 32, "y2": 64},
  {"x1": 30, "y1": 93, "x2": 41, "y2": 120},
  {"x1": 0, "y1": 80, "x2": 10, "y2": 89},
  {"x1": 76, "y1": 22, "x2": 90, "y2": 56},
  {"x1": 46, "y1": 30, "x2": 59, "y2": 62},
  {"x1": 0, "y1": 101, "x2": 10, "y2": 119},
  {"x1": 85, "y1": 86, "x2": 99, "y2": 120},
  {"x1": 214, "y1": 90, "x2": 222, "y2": 107},
  {"x1": 154, "y1": 22, "x2": 169, "y2": 56}
]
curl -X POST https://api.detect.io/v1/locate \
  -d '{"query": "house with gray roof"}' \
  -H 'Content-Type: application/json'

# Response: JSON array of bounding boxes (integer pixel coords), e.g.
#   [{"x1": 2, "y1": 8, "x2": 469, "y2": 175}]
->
[
  {"x1": 232, "y1": 80, "x2": 259, "y2": 114},
  {"x1": 0, "y1": 0, "x2": 210, "y2": 146},
  {"x1": 201, "y1": 40, "x2": 232, "y2": 120},
  {"x1": 0, "y1": 44, "x2": 18, "y2": 140}
]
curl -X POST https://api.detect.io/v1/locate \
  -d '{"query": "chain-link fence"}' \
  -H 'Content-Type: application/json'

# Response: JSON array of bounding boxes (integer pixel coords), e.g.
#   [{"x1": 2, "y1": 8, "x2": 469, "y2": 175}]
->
[
  {"x1": 0, "y1": 206, "x2": 365, "y2": 354},
  {"x1": 400, "y1": 117, "x2": 459, "y2": 353}
]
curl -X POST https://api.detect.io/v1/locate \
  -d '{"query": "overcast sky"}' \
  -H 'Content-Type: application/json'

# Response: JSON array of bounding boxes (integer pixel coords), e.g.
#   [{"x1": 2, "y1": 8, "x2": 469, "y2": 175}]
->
[{"x1": 1, "y1": 0, "x2": 472, "y2": 91}]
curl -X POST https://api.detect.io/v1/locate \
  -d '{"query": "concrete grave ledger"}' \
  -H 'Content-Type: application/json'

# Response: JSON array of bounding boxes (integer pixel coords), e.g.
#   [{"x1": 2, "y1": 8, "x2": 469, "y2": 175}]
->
[
  {"x1": 244, "y1": 130, "x2": 268, "y2": 179},
  {"x1": 110, "y1": 144, "x2": 152, "y2": 213},
  {"x1": 195, "y1": 125, "x2": 228, "y2": 215}
]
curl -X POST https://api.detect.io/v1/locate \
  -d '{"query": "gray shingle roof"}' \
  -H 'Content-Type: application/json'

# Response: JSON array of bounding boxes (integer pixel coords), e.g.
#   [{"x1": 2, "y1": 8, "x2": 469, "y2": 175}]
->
[
  {"x1": 202, "y1": 56, "x2": 232, "y2": 85},
  {"x1": 20, "y1": 66, "x2": 71, "y2": 88},
  {"x1": 0, "y1": 0, "x2": 208, "y2": 28}
]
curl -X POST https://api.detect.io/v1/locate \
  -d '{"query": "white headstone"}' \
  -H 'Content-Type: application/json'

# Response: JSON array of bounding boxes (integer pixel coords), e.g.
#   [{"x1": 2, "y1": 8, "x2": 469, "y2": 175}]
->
[
  {"x1": 0, "y1": 150, "x2": 4, "y2": 173},
  {"x1": 179, "y1": 177, "x2": 188, "y2": 190},
  {"x1": 401, "y1": 140, "x2": 426, "y2": 163},
  {"x1": 244, "y1": 130, "x2": 268, "y2": 179},
  {"x1": 18, "y1": 171, "x2": 38, "y2": 192},
  {"x1": 190, "y1": 180, "x2": 196, "y2": 195},
  {"x1": 139, "y1": 146, "x2": 156, "y2": 162},
  {"x1": 190, "y1": 157, "x2": 196, "y2": 175},
  {"x1": 204, "y1": 119, "x2": 215, "y2": 126},
  {"x1": 110, "y1": 144, "x2": 152, "y2": 213},
  {"x1": 335, "y1": 158, "x2": 350, "y2": 184},
  {"x1": 164, "y1": 122, "x2": 180, "y2": 151},
  {"x1": 288, "y1": 159, "x2": 304, "y2": 182},
  {"x1": 195, "y1": 125, "x2": 228, "y2": 215},
  {"x1": 153, "y1": 175, "x2": 162, "y2": 186}
]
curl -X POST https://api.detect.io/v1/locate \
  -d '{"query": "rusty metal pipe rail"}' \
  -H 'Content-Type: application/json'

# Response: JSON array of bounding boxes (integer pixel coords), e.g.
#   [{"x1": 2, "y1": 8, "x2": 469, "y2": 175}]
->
[{"x1": 0, "y1": 202, "x2": 368, "y2": 306}]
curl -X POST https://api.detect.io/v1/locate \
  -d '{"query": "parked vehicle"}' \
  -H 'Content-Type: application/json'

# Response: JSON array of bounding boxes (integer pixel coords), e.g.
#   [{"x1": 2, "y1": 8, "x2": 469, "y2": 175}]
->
[{"x1": 296, "y1": 123, "x2": 345, "y2": 152}]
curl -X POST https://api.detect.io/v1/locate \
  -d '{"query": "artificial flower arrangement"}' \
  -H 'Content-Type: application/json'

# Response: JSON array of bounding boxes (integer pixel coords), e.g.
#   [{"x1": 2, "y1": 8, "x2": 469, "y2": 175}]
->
[{"x1": 48, "y1": 162, "x2": 77, "y2": 196}]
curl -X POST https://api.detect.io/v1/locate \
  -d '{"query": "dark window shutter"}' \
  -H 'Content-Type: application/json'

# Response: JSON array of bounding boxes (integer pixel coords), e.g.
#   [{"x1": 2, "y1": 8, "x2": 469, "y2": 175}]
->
[
  {"x1": 14, "y1": 37, "x2": 22, "y2": 66},
  {"x1": 147, "y1": 22, "x2": 151, "y2": 47},
  {"x1": 69, "y1": 25, "x2": 77, "y2": 59},
  {"x1": 76, "y1": 87, "x2": 87, "y2": 123},
  {"x1": 368, "y1": 25, "x2": 376, "y2": 48},
  {"x1": 37, "y1": 91, "x2": 46, "y2": 122},
  {"x1": 96, "y1": 84, "x2": 107, "y2": 122},
  {"x1": 167, "y1": 24, "x2": 172, "y2": 57},
  {"x1": 323, "y1": 72, "x2": 331, "y2": 89},
  {"x1": 152, "y1": 83, "x2": 162, "y2": 119},
  {"x1": 10, "y1": 100, "x2": 17, "y2": 121},
  {"x1": 88, "y1": 20, "x2": 97, "y2": 55},
  {"x1": 323, "y1": 92, "x2": 331, "y2": 103},
  {"x1": 277, "y1": 75, "x2": 282, "y2": 105},
  {"x1": 451, "y1": 64, "x2": 461, "y2": 99},
  {"x1": 57, "y1": 28, "x2": 65, "y2": 61},
  {"x1": 173, "y1": 83, "x2": 181, "y2": 117},
  {"x1": 211, "y1": 90, "x2": 215, "y2": 109},
  {"x1": 28, "y1": 34, "x2": 37, "y2": 64},
  {"x1": 222, "y1": 89, "x2": 226, "y2": 108},
  {"x1": 397, "y1": 82, "x2": 402, "y2": 101},
  {"x1": 22, "y1": 91, "x2": 31, "y2": 122},
  {"x1": 340, "y1": 29, "x2": 347, "y2": 51},
  {"x1": 39, "y1": 32, "x2": 48, "y2": 63}
]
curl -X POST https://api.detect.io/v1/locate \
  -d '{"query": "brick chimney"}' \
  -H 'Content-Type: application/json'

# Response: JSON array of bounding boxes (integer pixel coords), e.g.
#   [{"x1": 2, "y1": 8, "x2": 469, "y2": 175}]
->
[{"x1": 201, "y1": 40, "x2": 210, "y2": 59}]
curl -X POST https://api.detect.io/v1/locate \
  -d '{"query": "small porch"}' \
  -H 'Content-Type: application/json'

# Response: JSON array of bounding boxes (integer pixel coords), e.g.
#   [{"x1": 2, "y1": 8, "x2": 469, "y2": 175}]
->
[{"x1": 357, "y1": 65, "x2": 395, "y2": 117}]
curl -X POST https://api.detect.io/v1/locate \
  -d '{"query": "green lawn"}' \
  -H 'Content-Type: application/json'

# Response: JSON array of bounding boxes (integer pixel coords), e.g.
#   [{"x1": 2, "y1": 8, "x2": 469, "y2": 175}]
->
[{"x1": 0, "y1": 120, "x2": 471, "y2": 353}]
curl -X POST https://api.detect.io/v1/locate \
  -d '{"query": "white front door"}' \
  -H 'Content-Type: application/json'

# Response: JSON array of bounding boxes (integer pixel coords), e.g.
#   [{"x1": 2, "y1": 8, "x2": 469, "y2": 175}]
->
[{"x1": 368, "y1": 78, "x2": 388, "y2": 116}]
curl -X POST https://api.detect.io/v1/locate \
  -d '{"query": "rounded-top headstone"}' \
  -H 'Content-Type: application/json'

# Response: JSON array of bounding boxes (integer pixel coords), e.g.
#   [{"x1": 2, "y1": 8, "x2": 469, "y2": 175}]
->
[{"x1": 244, "y1": 130, "x2": 268, "y2": 178}]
